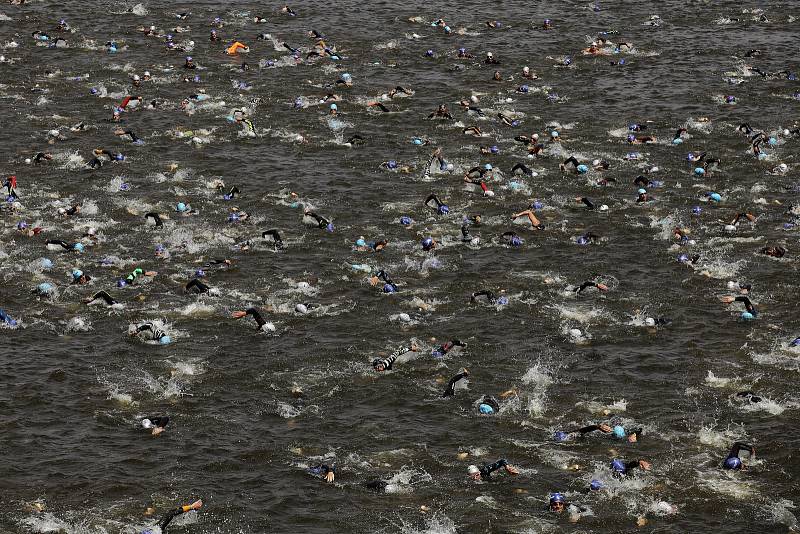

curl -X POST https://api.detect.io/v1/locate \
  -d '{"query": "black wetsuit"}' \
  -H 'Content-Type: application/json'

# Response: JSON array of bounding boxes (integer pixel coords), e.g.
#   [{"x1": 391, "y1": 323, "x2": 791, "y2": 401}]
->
[
  {"x1": 135, "y1": 323, "x2": 167, "y2": 341},
  {"x1": 724, "y1": 442, "x2": 755, "y2": 469},
  {"x1": 442, "y1": 371, "x2": 469, "y2": 397},
  {"x1": 185, "y1": 279, "x2": 210, "y2": 294},
  {"x1": 262, "y1": 229, "x2": 285, "y2": 249},
  {"x1": 479, "y1": 459, "x2": 508, "y2": 479},
  {"x1": 87, "y1": 290, "x2": 117, "y2": 306},
  {"x1": 244, "y1": 307, "x2": 268, "y2": 329},
  {"x1": 305, "y1": 212, "x2": 330, "y2": 229}
]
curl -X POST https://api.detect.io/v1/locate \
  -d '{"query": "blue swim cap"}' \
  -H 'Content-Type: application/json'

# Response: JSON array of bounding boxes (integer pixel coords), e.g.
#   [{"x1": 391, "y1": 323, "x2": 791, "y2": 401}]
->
[
  {"x1": 341, "y1": 73, "x2": 351, "y2": 81},
  {"x1": 37, "y1": 282, "x2": 53, "y2": 293},
  {"x1": 117, "y1": 279, "x2": 127, "y2": 288},
  {"x1": 484, "y1": 163, "x2": 493, "y2": 171},
  {"x1": 400, "y1": 216, "x2": 412, "y2": 225},
  {"x1": 479, "y1": 403, "x2": 495, "y2": 414},
  {"x1": 673, "y1": 137, "x2": 683, "y2": 145},
  {"x1": 518, "y1": 84, "x2": 529, "y2": 93},
  {"x1": 383, "y1": 283, "x2": 396, "y2": 294},
  {"x1": 577, "y1": 164, "x2": 589, "y2": 174},
  {"x1": 90, "y1": 88, "x2": 98, "y2": 95},
  {"x1": 458, "y1": 47, "x2": 466, "y2": 54},
  {"x1": 554, "y1": 431, "x2": 568, "y2": 442},
  {"x1": 412, "y1": 138, "x2": 423, "y2": 145},
  {"x1": 709, "y1": 192, "x2": 722, "y2": 202},
  {"x1": 17, "y1": 221, "x2": 27, "y2": 230},
  {"x1": 692, "y1": 206, "x2": 702, "y2": 215},
  {"x1": 425, "y1": 49, "x2": 434, "y2": 57},
  {"x1": 73, "y1": 243, "x2": 84, "y2": 252},
  {"x1": 511, "y1": 120, "x2": 520, "y2": 127},
  {"x1": 510, "y1": 236, "x2": 522, "y2": 247},
  {"x1": 387, "y1": 160, "x2": 397, "y2": 169},
  {"x1": 725, "y1": 95, "x2": 735, "y2": 103},
  {"x1": 509, "y1": 181, "x2": 521, "y2": 190},
  {"x1": 577, "y1": 236, "x2": 588, "y2": 245},
  {"x1": 613, "y1": 425, "x2": 626, "y2": 438},
  {"x1": 330, "y1": 103, "x2": 337, "y2": 110},
  {"x1": 228, "y1": 213, "x2": 240, "y2": 222},
  {"x1": 176, "y1": 202, "x2": 187, "y2": 212},
  {"x1": 564, "y1": 57, "x2": 572, "y2": 65},
  {"x1": 789, "y1": 337, "x2": 800, "y2": 347},
  {"x1": 119, "y1": 182, "x2": 131, "y2": 191},
  {"x1": 422, "y1": 237, "x2": 434, "y2": 249},
  {"x1": 590, "y1": 479, "x2": 603, "y2": 491},
  {"x1": 741, "y1": 311, "x2": 754, "y2": 320},
  {"x1": 195, "y1": 269, "x2": 205, "y2": 278},
  {"x1": 627, "y1": 134, "x2": 636, "y2": 143},
  {"x1": 159, "y1": 335, "x2": 171, "y2": 345},
  {"x1": 355, "y1": 238, "x2": 366, "y2": 247},
  {"x1": 724, "y1": 456, "x2": 742, "y2": 469},
  {"x1": 549, "y1": 492, "x2": 564, "y2": 503},
  {"x1": 768, "y1": 137, "x2": 777, "y2": 146},
  {"x1": 72, "y1": 269, "x2": 83, "y2": 279},
  {"x1": 637, "y1": 188, "x2": 646, "y2": 195},
  {"x1": 490, "y1": 145, "x2": 499, "y2": 154},
  {"x1": 694, "y1": 167, "x2": 705, "y2": 175},
  {"x1": 532, "y1": 200, "x2": 544, "y2": 210},
  {"x1": 41, "y1": 258, "x2": 53, "y2": 269},
  {"x1": 677, "y1": 254, "x2": 689, "y2": 263},
  {"x1": 550, "y1": 130, "x2": 559, "y2": 138},
  {"x1": 326, "y1": 222, "x2": 334, "y2": 232},
  {"x1": 438, "y1": 205, "x2": 449, "y2": 215},
  {"x1": 497, "y1": 295, "x2": 509, "y2": 305},
  {"x1": 155, "y1": 245, "x2": 165, "y2": 253},
  {"x1": 444, "y1": 26, "x2": 451, "y2": 33},
  {"x1": 611, "y1": 459, "x2": 626, "y2": 473}
]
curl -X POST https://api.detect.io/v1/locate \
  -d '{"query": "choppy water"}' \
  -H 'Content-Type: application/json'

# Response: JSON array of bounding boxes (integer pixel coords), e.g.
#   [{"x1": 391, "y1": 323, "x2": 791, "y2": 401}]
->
[{"x1": 1, "y1": 1, "x2": 800, "y2": 533}]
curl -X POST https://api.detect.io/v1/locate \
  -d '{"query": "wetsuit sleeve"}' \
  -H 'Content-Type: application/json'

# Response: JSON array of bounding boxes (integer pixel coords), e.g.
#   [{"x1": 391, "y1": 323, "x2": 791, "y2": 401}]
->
[
  {"x1": 245, "y1": 308, "x2": 267, "y2": 327},
  {"x1": 479, "y1": 459, "x2": 508, "y2": 479},
  {"x1": 734, "y1": 297, "x2": 755, "y2": 314},
  {"x1": 624, "y1": 460, "x2": 640, "y2": 473},
  {"x1": 729, "y1": 442, "x2": 754, "y2": 458},
  {"x1": 136, "y1": 324, "x2": 154, "y2": 334},
  {"x1": 442, "y1": 372, "x2": 468, "y2": 397},
  {"x1": 576, "y1": 425, "x2": 602, "y2": 435},
  {"x1": 158, "y1": 507, "x2": 186, "y2": 531}
]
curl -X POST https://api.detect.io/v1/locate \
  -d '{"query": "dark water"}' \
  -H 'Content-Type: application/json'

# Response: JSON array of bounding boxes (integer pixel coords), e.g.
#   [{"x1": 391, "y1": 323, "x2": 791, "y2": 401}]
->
[{"x1": 1, "y1": 1, "x2": 800, "y2": 532}]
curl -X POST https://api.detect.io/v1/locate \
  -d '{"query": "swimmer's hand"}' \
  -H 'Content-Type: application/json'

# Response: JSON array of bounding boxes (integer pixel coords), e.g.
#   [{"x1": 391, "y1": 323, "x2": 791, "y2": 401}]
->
[
  {"x1": 152, "y1": 427, "x2": 164, "y2": 436},
  {"x1": 627, "y1": 433, "x2": 638, "y2": 443},
  {"x1": 598, "y1": 424, "x2": 613, "y2": 433},
  {"x1": 190, "y1": 500, "x2": 203, "y2": 510},
  {"x1": 144, "y1": 271, "x2": 157, "y2": 276},
  {"x1": 596, "y1": 283, "x2": 609, "y2": 291},
  {"x1": 505, "y1": 465, "x2": 519, "y2": 475},
  {"x1": 638, "y1": 460, "x2": 652, "y2": 471},
  {"x1": 324, "y1": 471, "x2": 335, "y2": 483},
  {"x1": 231, "y1": 311, "x2": 247, "y2": 319},
  {"x1": 369, "y1": 276, "x2": 379, "y2": 286},
  {"x1": 499, "y1": 388, "x2": 518, "y2": 399},
  {"x1": 720, "y1": 296, "x2": 735, "y2": 304}
]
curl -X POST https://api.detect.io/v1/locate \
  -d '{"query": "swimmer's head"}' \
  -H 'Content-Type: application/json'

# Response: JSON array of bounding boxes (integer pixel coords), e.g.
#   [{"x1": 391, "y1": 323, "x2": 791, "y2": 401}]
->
[
  {"x1": 194, "y1": 269, "x2": 205, "y2": 278},
  {"x1": 741, "y1": 311, "x2": 754, "y2": 320},
  {"x1": 554, "y1": 431, "x2": 568, "y2": 442},
  {"x1": 645, "y1": 317, "x2": 656, "y2": 327},
  {"x1": 708, "y1": 192, "x2": 722, "y2": 202},
  {"x1": 577, "y1": 164, "x2": 589, "y2": 174},
  {"x1": 387, "y1": 160, "x2": 397, "y2": 169},
  {"x1": 510, "y1": 236, "x2": 522, "y2": 247},
  {"x1": 589, "y1": 479, "x2": 603, "y2": 491},
  {"x1": 41, "y1": 258, "x2": 53, "y2": 270},
  {"x1": 117, "y1": 279, "x2": 127, "y2": 288},
  {"x1": 478, "y1": 403, "x2": 495, "y2": 414},
  {"x1": 355, "y1": 237, "x2": 366, "y2": 247},
  {"x1": 329, "y1": 103, "x2": 337, "y2": 111},
  {"x1": 159, "y1": 335, "x2": 171, "y2": 345},
  {"x1": 692, "y1": 206, "x2": 702, "y2": 215},
  {"x1": 599, "y1": 204, "x2": 609, "y2": 211},
  {"x1": 518, "y1": 85, "x2": 529, "y2": 93},
  {"x1": 576, "y1": 236, "x2": 588, "y2": 245},
  {"x1": 73, "y1": 243, "x2": 84, "y2": 252},
  {"x1": 326, "y1": 222, "x2": 334, "y2": 232},
  {"x1": 694, "y1": 167, "x2": 705, "y2": 176},
  {"x1": 16, "y1": 221, "x2": 27, "y2": 230},
  {"x1": 725, "y1": 95, "x2": 735, "y2": 103},
  {"x1": 176, "y1": 202, "x2": 187, "y2": 212},
  {"x1": 626, "y1": 134, "x2": 636, "y2": 143},
  {"x1": 611, "y1": 459, "x2": 626, "y2": 473},
  {"x1": 400, "y1": 216, "x2": 412, "y2": 225},
  {"x1": 724, "y1": 456, "x2": 742, "y2": 470},
  {"x1": 467, "y1": 465, "x2": 481, "y2": 478},
  {"x1": 673, "y1": 137, "x2": 683, "y2": 145},
  {"x1": 490, "y1": 145, "x2": 499, "y2": 154},
  {"x1": 422, "y1": 237, "x2": 434, "y2": 251},
  {"x1": 37, "y1": 282, "x2": 53, "y2": 294},
  {"x1": 638, "y1": 188, "x2": 646, "y2": 195},
  {"x1": 612, "y1": 425, "x2": 626, "y2": 438},
  {"x1": 425, "y1": 49, "x2": 434, "y2": 57},
  {"x1": 438, "y1": 205, "x2": 449, "y2": 215},
  {"x1": 532, "y1": 200, "x2": 543, "y2": 210},
  {"x1": 72, "y1": 269, "x2": 83, "y2": 280}
]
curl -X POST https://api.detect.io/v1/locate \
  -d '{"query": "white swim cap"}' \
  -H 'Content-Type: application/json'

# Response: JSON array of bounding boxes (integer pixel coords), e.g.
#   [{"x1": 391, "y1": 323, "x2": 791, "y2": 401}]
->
[
  {"x1": 446, "y1": 163, "x2": 454, "y2": 171},
  {"x1": 49, "y1": 129, "x2": 59, "y2": 137},
  {"x1": 487, "y1": 52, "x2": 493, "y2": 57},
  {"x1": 262, "y1": 322, "x2": 276, "y2": 332},
  {"x1": 778, "y1": 163, "x2": 788, "y2": 172},
  {"x1": 25, "y1": 158, "x2": 31, "y2": 164},
  {"x1": 523, "y1": 66, "x2": 530, "y2": 73},
  {"x1": 398, "y1": 313, "x2": 411, "y2": 322},
  {"x1": 645, "y1": 317, "x2": 656, "y2": 327},
  {"x1": 467, "y1": 465, "x2": 480, "y2": 475},
  {"x1": 87, "y1": 227, "x2": 97, "y2": 235},
  {"x1": 57, "y1": 207, "x2": 66, "y2": 215},
  {"x1": 484, "y1": 190, "x2": 495, "y2": 197},
  {"x1": 592, "y1": 159, "x2": 601, "y2": 166},
  {"x1": 599, "y1": 204, "x2": 609, "y2": 211},
  {"x1": 141, "y1": 419, "x2": 153, "y2": 429},
  {"x1": 144, "y1": 71, "x2": 151, "y2": 76},
  {"x1": 132, "y1": 74, "x2": 140, "y2": 81},
  {"x1": 569, "y1": 328, "x2": 582, "y2": 338},
  {"x1": 470, "y1": 95, "x2": 478, "y2": 103},
  {"x1": 295, "y1": 303, "x2": 308, "y2": 314},
  {"x1": 724, "y1": 224, "x2": 736, "y2": 232},
  {"x1": 297, "y1": 281, "x2": 310, "y2": 289}
]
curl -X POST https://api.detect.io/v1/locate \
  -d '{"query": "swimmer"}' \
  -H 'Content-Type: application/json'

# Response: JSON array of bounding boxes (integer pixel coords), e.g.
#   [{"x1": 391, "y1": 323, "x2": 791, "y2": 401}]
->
[
  {"x1": 463, "y1": 126, "x2": 482, "y2": 136},
  {"x1": 432, "y1": 338, "x2": 466, "y2": 358},
  {"x1": 501, "y1": 231, "x2": 524, "y2": 247},
  {"x1": 130, "y1": 322, "x2": 170, "y2": 344},
  {"x1": 511, "y1": 162, "x2": 534, "y2": 176},
  {"x1": 308, "y1": 463, "x2": 335, "y2": 483},
  {"x1": 485, "y1": 52, "x2": 500, "y2": 65},
  {"x1": 0, "y1": 308, "x2": 18, "y2": 326},
  {"x1": 467, "y1": 459, "x2": 519, "y2": 480},
  {"x1": 560, "y1": 156, "x2": 589, "y2": 174},
  {"x1": 303, "y1": 209, "x2": 333, "y2": 230},
  {"x1": 442, "y1": 369, "x2": 470, "y2": 397},
  {"x1": 83, "y1": 290, "x2": 118, "y2": 307},
  {"x1": 144, "y1": 213, "x2": 163, "y2": 227},
  {"x1": 141, "y1": 416, "x2": 169, "y2": 436},
  {"x1": 369, "y1": 269, "x2": 398, "y2": 293},
  {"x1": 428, "y1": 104, "x2": 453, "y2": 120},
  {"x1": 722, "y1": 442, "x2": 755, "y2": 470},
  {"x1": 720, "y1": 295, "x2": 757, "y2": 316},
  {"x1": 141, "y1": 500, "x2": 202, "y2": 534},
  {"x1": 476, "y1": 395, "x2": 500, "y2": 414},
  {"x1": 576, "y1": 197, "x2": 596, "y2": 210},
  {"x1": 70, "y1": 269, "x2": 91, "y2": 285},
  {"x1": 424, "y1": 194, "x2": 450, "y2": 215},
  {"x1": 367, "y1": 102, "x2": 391, "y2": 112},
  {"x1": 730, "y1": 212, "x2": 756, "y2": 226},
  {"x1": 734, "y1": 391, "x2": 763, "y2": 404},
  {"x1": 33, "y1": 152, "x2": 53, "y2": 164},
  {"x1": 56, "y1": 205, "x2": 81, "y2": 217},
  {"x1": 185, "y1": 278, "x2": 210, "y2": 294},
  {"x1": 511, "y1": 209, "x2": 545, "y2": 230},
  {"x1": 470, "y1": 290, "x2": 508, "y2": 305},
  {"x1": 460, "y1": 225, "x2": 479, "y2": 245},
  {"x1": 126, "y1": 268, "x2": 157, "y2": 285},
  {"x1": 574, "y1": 281, "x2": 609, "y2": 294},
  {"x1": 457, "y1": 48, "x2": 475, "y2": 59},
  {"x1": 3, "y1": 174, "x2": 19, "y2": 199},
  {"x1": 45, "y1": 239, "x2": 80, "y2": 252},
  {"x1": 262, "y1": 229, "x2": 285, "y2": 250},
  {"x1": 231, "y1": 307, "x2": 274, "y2": 331},
  {"x1": 372, "y1": 344, "x2": 418, "y2": 371},
  {"x1": 555, "y1": 423, "x2": 642, "y2": 443},
  {"x1": 521, "y1": 66, "x2": 537, "y2": 79},
  {"x1": 760, "y1": 245, "x2": 786, "y2": 258},
  {"x1": 610, "y1": 458, "x2": 651, "y2": 476}
]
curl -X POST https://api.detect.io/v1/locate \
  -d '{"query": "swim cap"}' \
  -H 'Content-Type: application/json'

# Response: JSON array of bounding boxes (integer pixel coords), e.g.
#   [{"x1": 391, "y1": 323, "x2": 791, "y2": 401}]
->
[
  {"x1": 484, "y1": 163, "x2": 493, "y2": 170},
  {"x1": 117, "y1": 279, "x2": 127, "y2": 288},
  {"x1": 72, "y1": 269, "x2": 83, "y2": 279},
  {"x1": 724, "y1": 457, "x2": 742, "y2": 469},
  {"x1": 438, "y1": 205, "x2": 449, "y2": 215},
  {"x1": 159, "y1": 335, "x2": 171, "y2": 345},
  {"x1": 479, "y1": 403, "x2": 495, "y2": 414},
  {"x1": 577, "y1": 164, "x2": 589, "y2": 174},
  {"x1": 113, "y1": 154, "x2": 125, "y2": 161},
  {"x1": 611, "y1": 459, "x2": 626, "y2": 473},
  {"x1": 425, "y1": 49, "x2": 434, "y2": 57},
  {"x1": 326, "y1": 222, "x2": 334, "y2": 232},
  {"x1": 422, "y1": 237, "x2": 434, "y2": 250},
  {"x1": 612, "y1": 425, "x2": 626, "y2": 438},
  {"x1": 645, "y1": 317, "x2": 656, "y2": 327},
  {"x1": 355, "y1": 237, "x2": 366, "y2": 247},
  {"x1": 550, "y1": 130, "x2": 559, "y2": 138},
  {"x1": 387, "y1": 160, "x2": 397, "y2": 169},
  {"x1": 194, "y1": 269, "x2": 205, "y2": 278},
  {"x1": 599, "y1": 204, "x2": 609, "y2": 211},
  {"x1": 17, "y1": 221, "x2": 27, "y2": 230},
  {"x1": 57, "y1": 207, "x2": 67, "y2": 215},
  {"x1": 458, "y1": 48, "x2": 466, "y2": 54},
  {"x1": 490, "y1": 145, "x2": 499, "y2": 154},
  {"x1": 725, "y1": 95, "x2": 735, "y2": 103},
  {"x1": 467, "y1": 465, "x2": 480, "y2": 476},
  {"x1": 708, "y1": 192, "x2": 722, "y2": 202},
  {"x1": 518, "y1": 85, "x2": 529, "y2": 93},
  {"x1": 341, "y1": 73, "x2": 351, "y2": 81},
  {"x1": 549, "y1": 492, "x2": 565, "y2": 503},
  {"x1": 741, "y1": 312, "x2": 754, "y2": 320},
  {"x1": 445, "y1": 26, "x2": 452, "y2": 33},
  {"x1": 155, "y1": 245, "x2": 165, "y2": 253},
  {"x1": 590, "y1": 480, "x2": 603, "y2": 491},
  {"x1": 692, "y1": 206, "x2": 702, "y2": 215},
  {"x1": 523, "y1": 66, "x2": 530, "y2": 73},
  {"x1": 553, "y1": 431, "x2": 569, "y2": 442},
  {"x1": 576, "y1": 236, "x2": 588, "y2": 245},
  {"x1": 295, "y1": 303, "x2": 308, "y2": 314},
  {"x1": 790, "y1": 337, "x2": 800, "y2": 347},
  {"x1": 37, "y1": 282, "x2": 53, "y2": 294},
  {"x1": 73, "y1": 243, "x2": 84, "y2": 252},
  {"x1": 400, "y1": 216, "x2": 412, "y2": 225},
  {"x1": 638, "y1": 188, "x2": 646, "y2": 195},
  {"x1": 228, "y1": 213, "x2": 240, "y2": 222},
  {"x1": 176, "y1": 202, "x2": 187, "y2": 212},
  {"x1": 510, "y1": 236, "x2": 522, "y2": 247},
  {"x1": 330, "y1": 103, "x2": 337, "y2": 110},
  {"x1": 497, "y1": 296, "x2": 509, "y2": 305},
  {"x1": 383, "y1": 283, "x2": 396, "y2": 294},
  {"x1": 677, "y1": 254, "x2": 689, "y2": 263},
  {"x1": 446, "y1": 163, "x2": 454, "y2": 171},
  {"x1": 778, "y1": 163, "x2": 788, "y2": 172},
  {"x1": 724, "y1": 224, "x2": 736, "y2": 232},
  {"x1": 186, "y1": 56, "x2": 192, "y2": 61},
  {"x1": 41, "y1": 258, "x2": 53, "y2": 269},
  {"x1": 672, "y1": 138, "x2": 683, "y2": 145},
  {"x1": 627, "y1": 134, "x2": 636, "y2": 143},
  {"x1": 412, "y1": 138, "x2": 423, "y2": 145},
  {"x1": 532, "y1": 200, "x2": 544, "y2": 210},
  {"x1": 694, "y1": 167, "x2": 705, "y2": 175},
  {"x1": 768, "y1": 137, "x2": 777, "y2": 146}
]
